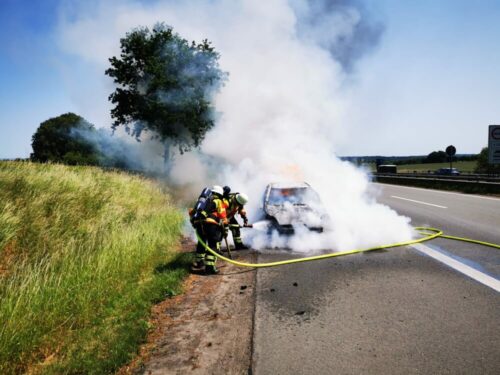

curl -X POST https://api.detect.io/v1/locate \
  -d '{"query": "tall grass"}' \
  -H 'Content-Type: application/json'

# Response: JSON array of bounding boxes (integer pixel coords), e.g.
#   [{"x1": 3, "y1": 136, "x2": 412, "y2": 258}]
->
[{"x1": 0, "y1": 161, "x2": 188, "y2": 374}]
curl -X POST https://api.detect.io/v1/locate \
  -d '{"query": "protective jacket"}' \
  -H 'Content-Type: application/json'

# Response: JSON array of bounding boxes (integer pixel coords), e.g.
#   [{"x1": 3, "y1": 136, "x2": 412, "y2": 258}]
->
[
  {"x1": 189, "y1": 195, "x2": 228, "y2": 224},
  {"x1": 226, "y1": 193, "x2": 247, "y2": 223},
  {"x1": 204, "y1": 195, "x2": 228, "y2": 225}
]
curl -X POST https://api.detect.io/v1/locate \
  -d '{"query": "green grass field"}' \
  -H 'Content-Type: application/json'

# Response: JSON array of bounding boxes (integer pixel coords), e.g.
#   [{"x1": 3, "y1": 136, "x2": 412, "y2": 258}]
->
[
  {"x1": 0, "y1": 161, "x2": 188, "y2": 374},
  {"x1": 365, "y1": 160, "x2": 477, "y2": 173},
  {"x1": 395, "y1": 161, "x2": 477, "y2": 173}
]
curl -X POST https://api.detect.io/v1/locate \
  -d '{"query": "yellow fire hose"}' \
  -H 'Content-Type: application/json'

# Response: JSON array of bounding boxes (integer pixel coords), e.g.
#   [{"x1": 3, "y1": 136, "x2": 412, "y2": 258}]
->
[{"x1": 195, "y1": 227, "x2": 500, "y2": 268}]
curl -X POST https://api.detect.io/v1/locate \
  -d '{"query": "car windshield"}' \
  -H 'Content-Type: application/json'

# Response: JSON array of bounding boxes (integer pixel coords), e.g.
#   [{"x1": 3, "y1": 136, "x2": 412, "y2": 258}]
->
[{"x1": 268, "y1": 187, "x2": 320, "y2": 205}]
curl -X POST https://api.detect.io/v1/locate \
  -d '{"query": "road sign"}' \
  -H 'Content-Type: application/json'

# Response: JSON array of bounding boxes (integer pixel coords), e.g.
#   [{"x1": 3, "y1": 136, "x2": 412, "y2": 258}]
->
[
  {"x1": 489, "y1": 125, "x2": 500, "y2": 164},
  {"x1": 445, "y1": 145, "x2": 456, "y2": 156},
  {"x1": 445, "y1": 145, "x2": 456, "y2": 170}
]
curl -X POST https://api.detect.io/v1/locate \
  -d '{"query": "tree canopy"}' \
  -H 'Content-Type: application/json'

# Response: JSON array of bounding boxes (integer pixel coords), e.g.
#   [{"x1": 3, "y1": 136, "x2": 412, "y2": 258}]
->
[
  {"x1": 424, "y1": 150, "x2": 448, "y2": 163},
  {"x1": 105, "y1": 24, "x2": 226, "y2": 155},
  {"x1": 30, "y1": 113, "x2": 100, "y2": 165},
  {"x1": 475, "y1": 147, "x2": 500, "y2": 174}
]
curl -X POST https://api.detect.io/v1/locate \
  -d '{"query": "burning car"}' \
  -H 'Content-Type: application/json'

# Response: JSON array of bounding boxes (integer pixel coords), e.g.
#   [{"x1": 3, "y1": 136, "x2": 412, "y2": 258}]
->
[{"x1": 262, "y1": 182, "x2": 327, "y2": 234}]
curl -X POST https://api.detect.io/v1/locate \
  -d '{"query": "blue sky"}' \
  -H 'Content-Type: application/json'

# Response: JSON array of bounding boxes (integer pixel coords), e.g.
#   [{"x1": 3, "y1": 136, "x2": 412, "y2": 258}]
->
[
  {"x1": 1, "y1": 0, "x2": 500, "y2": 158},
  {"x1": 345, "y1": 0, "x2": 500, "y2": 156},
  {"x1": 0, "y1": 0, "x2": 76, "y2": 158}
]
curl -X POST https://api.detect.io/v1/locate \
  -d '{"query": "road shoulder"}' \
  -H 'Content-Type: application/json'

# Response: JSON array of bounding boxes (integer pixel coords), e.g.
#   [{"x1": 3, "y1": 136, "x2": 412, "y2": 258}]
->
[{"x1": 118, "y1": 241, "x2": 256, "y2": 375}]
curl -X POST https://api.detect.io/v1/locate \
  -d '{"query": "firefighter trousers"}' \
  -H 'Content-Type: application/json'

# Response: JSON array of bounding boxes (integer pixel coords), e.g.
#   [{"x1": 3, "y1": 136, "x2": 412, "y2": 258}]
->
[
  {"x1": 195, "y1": 221, "x2": 222, "y2": 270},
  {"x1": 229, "y1": 216, "x2": 245, "y2": 247}
]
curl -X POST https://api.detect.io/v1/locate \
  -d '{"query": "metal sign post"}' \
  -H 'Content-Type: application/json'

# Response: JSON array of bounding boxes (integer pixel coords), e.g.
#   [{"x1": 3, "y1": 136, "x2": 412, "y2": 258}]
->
[
  {"x1": 446, "y1": 145, "x2": 456, "y2": 170},
  {"x1": 488, "y1": 125, "x2": 500, "y2": 165}
]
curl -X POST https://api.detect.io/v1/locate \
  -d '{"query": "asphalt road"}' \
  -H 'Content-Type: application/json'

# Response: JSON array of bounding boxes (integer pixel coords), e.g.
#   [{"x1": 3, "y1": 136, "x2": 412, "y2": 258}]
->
[{"x1": 252, "y1": 184, "x2": 500, "y2": 374}]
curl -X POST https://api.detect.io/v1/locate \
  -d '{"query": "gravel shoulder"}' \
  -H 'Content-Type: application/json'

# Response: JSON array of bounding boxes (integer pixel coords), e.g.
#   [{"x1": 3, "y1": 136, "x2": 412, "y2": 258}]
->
[{"x1": 119, "y1": 240, "x2": 256, "y2": 375}]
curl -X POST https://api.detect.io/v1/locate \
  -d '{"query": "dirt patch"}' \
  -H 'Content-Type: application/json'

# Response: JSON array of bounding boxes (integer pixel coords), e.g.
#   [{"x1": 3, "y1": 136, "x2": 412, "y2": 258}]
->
[
  {"x1": 118, "y1": 239, "x2": 256, "y2": 375},
  {"x1": 0, "y1": 240, "x2": 18, "y2": 277}
]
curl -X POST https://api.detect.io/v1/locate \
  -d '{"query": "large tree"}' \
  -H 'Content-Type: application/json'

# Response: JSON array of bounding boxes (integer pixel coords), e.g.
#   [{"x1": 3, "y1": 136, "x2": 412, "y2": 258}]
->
[
  {"x1": 105, "y1": 24, "x2": 226, "y2": 159},
  {"x1": 30, "y1": 113, "x2": 99, "y2": 165}
]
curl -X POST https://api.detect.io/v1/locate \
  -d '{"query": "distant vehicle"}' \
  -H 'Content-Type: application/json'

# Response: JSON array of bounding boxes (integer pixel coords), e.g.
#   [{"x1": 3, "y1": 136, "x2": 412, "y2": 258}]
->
[
  {"x1": 262, "y1": 182, "x2": 327, "y2": 234},
  {"x1": 377, "y1": 164, "x2": 397, "y2": 173},
  {"x1": 435, "y1": 168, "x2": 460, "y2": 176}
]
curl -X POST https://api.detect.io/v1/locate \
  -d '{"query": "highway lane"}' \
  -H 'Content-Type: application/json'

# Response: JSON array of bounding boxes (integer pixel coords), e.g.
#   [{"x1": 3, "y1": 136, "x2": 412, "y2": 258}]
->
[
  {"x1": 252, "y1": 184, "x2": 500, "y2": 374},
  {"x1": 372, "y1": 183, "x2": 500, "y2": 245},
  {"x1": 373, "y1": 183, "x2": 500, "y2": 279}
]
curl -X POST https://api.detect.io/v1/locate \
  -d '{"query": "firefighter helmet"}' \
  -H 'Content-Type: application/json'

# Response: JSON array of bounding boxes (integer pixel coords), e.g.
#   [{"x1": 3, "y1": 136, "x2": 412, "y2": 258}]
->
[
  {"x1": 211, "y1": 185, "x2": 224, "y2": 196},
  {"x1": 235, "y1": 193, "x2": 249, "y2": 205}
]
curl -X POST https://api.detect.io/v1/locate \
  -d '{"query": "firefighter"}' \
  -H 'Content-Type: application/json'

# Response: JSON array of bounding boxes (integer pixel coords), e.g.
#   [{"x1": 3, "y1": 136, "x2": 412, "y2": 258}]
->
[
  {"x1": 225, "y1": 191, "x2": 250, "y2": 250},
  {"x1": 192, "y1": 185, "x2": 227, "y2": 274},
  {"x1": 223, "y1": 185, "x2": 231, "y2": 199},
  {"x1": 189, "y1": 187, "x2": 211, "y2": 270}
]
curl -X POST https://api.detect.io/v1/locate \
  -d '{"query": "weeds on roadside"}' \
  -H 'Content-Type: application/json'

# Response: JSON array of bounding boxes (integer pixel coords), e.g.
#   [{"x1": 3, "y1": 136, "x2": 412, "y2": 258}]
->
[{"x1": 0, "y1": 161, "x2": 188, "y2": 374}]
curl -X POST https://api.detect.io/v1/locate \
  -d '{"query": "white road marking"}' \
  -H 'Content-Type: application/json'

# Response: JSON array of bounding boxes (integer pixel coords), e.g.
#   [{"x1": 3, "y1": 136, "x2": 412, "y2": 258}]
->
[
  {"x1": 391, "y1": 195, "x2": 447, "y2": 209},
  {"x1": 375, "y1": 183, "x2": 500, "y2": 202},
  {"x1": 412, "y1": 243, "x2": 500, "y2": 292}
]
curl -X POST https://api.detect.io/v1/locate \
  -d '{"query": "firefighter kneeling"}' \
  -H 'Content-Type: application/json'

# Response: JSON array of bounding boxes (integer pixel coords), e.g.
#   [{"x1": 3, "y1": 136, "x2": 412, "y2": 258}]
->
[{"x1": 190, "y1": 185, "x2": 228, "y2": 275}]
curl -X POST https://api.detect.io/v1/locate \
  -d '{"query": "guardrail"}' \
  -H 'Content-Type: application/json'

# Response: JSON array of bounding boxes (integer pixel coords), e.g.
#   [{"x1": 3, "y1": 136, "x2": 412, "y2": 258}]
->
[
  {"x1": 372, "y1": 174, "x2": 500, "y2": 194},
  {"x1": 375, "y1": 172, "x2": 500, "y2": 183}
]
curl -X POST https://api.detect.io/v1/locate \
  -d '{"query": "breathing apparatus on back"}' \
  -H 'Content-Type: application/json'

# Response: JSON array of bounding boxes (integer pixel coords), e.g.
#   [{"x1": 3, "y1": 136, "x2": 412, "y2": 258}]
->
[{"x1": 191, "y1": 187, "x2": 212, "y2": 222}]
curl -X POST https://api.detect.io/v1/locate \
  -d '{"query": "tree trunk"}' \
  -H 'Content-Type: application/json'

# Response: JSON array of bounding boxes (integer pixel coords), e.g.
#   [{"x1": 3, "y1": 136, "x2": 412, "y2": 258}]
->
[{"x1": 162, "y1": 143, "x2": 174, "y2": 175}]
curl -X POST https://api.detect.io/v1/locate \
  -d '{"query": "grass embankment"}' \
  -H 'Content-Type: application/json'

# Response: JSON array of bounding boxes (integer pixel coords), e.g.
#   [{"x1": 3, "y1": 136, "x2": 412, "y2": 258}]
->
[{"x1": 0, "y1": 161, "x2": 189, "y2": 374}]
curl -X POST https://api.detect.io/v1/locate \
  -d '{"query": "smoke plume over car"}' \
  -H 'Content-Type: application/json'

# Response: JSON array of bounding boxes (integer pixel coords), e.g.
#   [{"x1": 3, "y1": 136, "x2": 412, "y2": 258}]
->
[{"x1": 58, "y1": 0, "x2": 413, "y2": 252}]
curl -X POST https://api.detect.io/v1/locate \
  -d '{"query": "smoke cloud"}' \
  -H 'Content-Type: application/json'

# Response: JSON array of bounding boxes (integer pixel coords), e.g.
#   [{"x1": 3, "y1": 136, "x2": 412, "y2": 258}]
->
[
  {"x1": 292, "y1": 0, "x2": 385, "y2": 72},
  {"x1": 57, "y1": 0, "x2": 413, "y2": 252},
  {"x1": 71, "y1": 125, "x2": 168, "y2": 173}
]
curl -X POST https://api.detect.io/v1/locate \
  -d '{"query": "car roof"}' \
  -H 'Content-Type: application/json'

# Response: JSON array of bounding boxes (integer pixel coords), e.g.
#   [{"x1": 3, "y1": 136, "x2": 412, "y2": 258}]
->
[{"x1": 267, "y1": 182, "x2": 311, "y2": 189}]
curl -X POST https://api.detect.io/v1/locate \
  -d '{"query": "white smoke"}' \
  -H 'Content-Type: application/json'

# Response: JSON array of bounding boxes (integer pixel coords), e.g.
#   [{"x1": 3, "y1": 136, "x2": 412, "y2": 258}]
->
[
  {"x1": 57, "y1": 0, "x2": 413, "y2": 252},
  {"x1": 70, "y1": 125, "x2": 169, "y2": 173}
]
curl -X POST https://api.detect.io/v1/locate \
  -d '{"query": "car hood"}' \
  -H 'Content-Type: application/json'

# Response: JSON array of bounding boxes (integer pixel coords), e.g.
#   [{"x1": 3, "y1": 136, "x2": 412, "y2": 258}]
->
[{"x1": 265, "y1": 203, "x2": 324, "y2": 227}]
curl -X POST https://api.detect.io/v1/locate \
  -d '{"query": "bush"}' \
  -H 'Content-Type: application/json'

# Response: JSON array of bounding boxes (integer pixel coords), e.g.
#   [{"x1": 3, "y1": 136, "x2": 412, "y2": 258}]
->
[
  {"x1": 474, "y1": 147, "x2": 500, "y2": 174},
  {"x1": 30, "y1": 113, "x2": 100, "y2": 165}
]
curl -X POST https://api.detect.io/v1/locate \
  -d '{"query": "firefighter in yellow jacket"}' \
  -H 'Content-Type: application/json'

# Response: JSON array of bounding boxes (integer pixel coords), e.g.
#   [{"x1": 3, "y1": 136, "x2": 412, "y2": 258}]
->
[
  {"x1": 225, "y1": 190, "x2": 250, "y2": 249},
  {"x1": 191, "y1": 185, "x2": 228, "y2": 274}
]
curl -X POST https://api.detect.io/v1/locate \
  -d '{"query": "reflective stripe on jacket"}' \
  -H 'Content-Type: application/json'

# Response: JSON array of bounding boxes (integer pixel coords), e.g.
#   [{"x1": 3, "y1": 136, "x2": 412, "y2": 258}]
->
[{"x1": 205, "y1": 196, "x2": 228, "y2": 224}]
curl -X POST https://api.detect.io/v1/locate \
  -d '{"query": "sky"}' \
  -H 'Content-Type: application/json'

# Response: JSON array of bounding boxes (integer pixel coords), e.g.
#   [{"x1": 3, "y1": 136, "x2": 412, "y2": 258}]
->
[{"x1": 1, "y1": 0, "x2": 500, "y2": 159}]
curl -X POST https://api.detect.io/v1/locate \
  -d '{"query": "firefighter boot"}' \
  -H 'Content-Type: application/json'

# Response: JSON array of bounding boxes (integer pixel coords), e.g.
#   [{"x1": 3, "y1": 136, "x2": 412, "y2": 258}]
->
[
  {"x1": 234, "y1": 237, "x2": 249, "y2": 250},
  {"x1": 204, "y1": 254, "x2": 219, "y2": 275},
  {"x1": 192, "y1": 253, "x2": 205, "y2": 269},
  {"x1": 192, "y1": 243, "x2": 206, "y2": 269}
]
